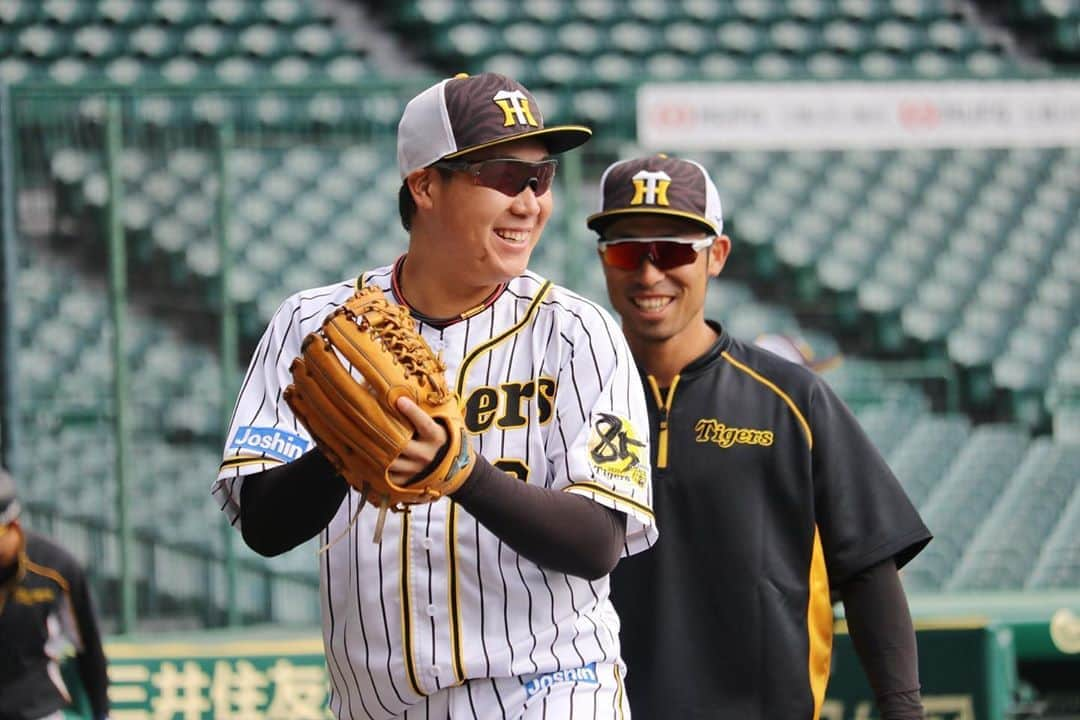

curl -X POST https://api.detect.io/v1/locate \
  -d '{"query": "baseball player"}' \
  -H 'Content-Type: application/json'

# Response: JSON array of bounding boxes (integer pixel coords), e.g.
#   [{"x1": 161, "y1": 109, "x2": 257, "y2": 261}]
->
[
  {"x1": 213, "y1": 73, "x2": 656, "y2": 719},
  {"x1": 0, "y1": 467, "x2": 111, "y2": 720},
  {"x1": 588, "y1": 154, "x2": 932, "y2": 720}
]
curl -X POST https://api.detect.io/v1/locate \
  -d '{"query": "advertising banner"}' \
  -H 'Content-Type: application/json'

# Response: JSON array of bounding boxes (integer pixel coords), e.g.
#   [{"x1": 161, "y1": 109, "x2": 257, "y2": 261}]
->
[{"x1": 638, "y1": 80, "x2": 1080, "y2": 150}]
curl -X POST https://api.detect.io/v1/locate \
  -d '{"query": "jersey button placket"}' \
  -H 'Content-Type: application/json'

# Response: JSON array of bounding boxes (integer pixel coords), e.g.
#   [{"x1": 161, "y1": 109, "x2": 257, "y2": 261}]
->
[
  {"x1": 404, "y1": 513, "x2": 432, "y2": 696},
  {"x1": 412, "y1": 513, "x2": 450, "y2": 695}
]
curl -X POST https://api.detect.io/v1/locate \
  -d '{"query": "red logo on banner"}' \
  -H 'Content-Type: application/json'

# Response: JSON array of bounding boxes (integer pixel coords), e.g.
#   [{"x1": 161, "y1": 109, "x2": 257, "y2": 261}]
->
[
  {"x1": 650, "y1": 104, "x2": 697, "y2": 129},
  {"x1": 898, "y1": 101, "x2": 940, "y2": 129}
]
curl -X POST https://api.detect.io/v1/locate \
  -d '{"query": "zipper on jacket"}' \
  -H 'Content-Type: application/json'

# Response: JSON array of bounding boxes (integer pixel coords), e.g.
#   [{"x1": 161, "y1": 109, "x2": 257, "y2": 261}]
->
[{"x1": 646, "y1": 375, "x2": 680, "y2": 469}]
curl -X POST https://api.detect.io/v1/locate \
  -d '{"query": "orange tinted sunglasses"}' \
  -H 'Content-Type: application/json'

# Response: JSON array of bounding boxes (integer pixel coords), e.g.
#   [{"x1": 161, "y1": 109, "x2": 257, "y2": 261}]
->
[{"x1": 598, "y1": 236, "x2": 714, "y2": 271}]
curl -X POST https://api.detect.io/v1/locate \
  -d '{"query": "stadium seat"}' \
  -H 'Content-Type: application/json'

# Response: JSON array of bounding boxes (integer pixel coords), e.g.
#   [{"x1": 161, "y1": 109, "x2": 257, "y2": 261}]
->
[
  {"x1": 435, "y1": 21, "x2": 496, "y2": 61},
  {"x1": 947, "y1": 439, "x2": 1080, "y2": 590},
  {"x1": 901, "y1": 424, "x2": 1030, "y2": 591},
  {"x1": 576, "y1": 0, "x2": 619, "y2": 23},
  {"x1": 553, "y1": 21, "x2": 601, "y2": 55},
  {"x1": 717, "y1": 20, "x2": 768, "y2": 55},
  {"x1": 87, "y1": 0, "x2": 146, "y2": 26},
  {"x1": 0, "y1": 0, "x2": 42, "y2": 25},
  {"x1": 664, "y1": 21, "x2": 712, "y2": 55},
  {"x1": 73, "y1": 25, "x2": 126, "y2": 59},
  {"x1": 150, "y1": 0, "x2": 208, "y2": 26},
  {"x1": 857, "y1": 399, "x2": 929, "y2": 457},
  {"x1": 875, "y1": 19, "x2": 927, "y2": 53},
  {"x1": 770, "y1": 19, "x2": 819, "y2": 53},
  {"x1": 886, "y1": 414, "x2": 970, "y2": 508},
  {"x1": 928, "y1": 18, "x2": 982, "y2": 53},
  {"x1": 1027, "y1": 480, "x2": 1080, "y2": 589},
  {"x1": 537, "y1": 53, "x2": 589, "y2": 84}
]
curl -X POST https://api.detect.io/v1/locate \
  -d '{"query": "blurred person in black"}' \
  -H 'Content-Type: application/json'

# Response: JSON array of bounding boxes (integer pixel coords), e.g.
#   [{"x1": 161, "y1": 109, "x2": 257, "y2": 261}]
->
[{"x1": 0, "y1": 467, "x2": 110, "y2": 720}]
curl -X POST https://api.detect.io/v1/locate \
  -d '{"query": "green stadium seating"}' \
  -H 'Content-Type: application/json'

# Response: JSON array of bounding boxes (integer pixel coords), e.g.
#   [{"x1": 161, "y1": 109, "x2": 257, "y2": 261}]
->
[
  {"x1": 96, "y1": 0, "x2": 152, "y2": 25},
  {"x1": 386, "y1": 0, "x2": 1021, "y2": 88},
  {"x1": 850, "y1": 393, "x2": 930, "y2": 458},
  {"x1": 704, "y1": 142, "x2": 1075, "y2": 425},
  {"x1": 946, "y1": 439, "x2": 1080, "y2": 590},
  {"x1": 1027, "y1": 478, "x2": 1080, "y2": 589},
  {"x1": 1009, "y1": 0, "x2": 1080, "y2": 58},
  {"x1": 11, "y1": 245, "x2": 318, "y2": 622},
  {"x1": 45, "y1": 139, "x2": 411, "y2": 338},
  {"x1": 1046, "y1": 322, "x2": 1080, "y2": 442},
  {"x1": 901, "y1": 424, "x2": 1030, "y2": 592},
  {"x1": 885, "y1": 414, "x2": 970, "y2": 508},
  {"x1": 0, "y1": 0, "x2": 367, "y2": 93}
]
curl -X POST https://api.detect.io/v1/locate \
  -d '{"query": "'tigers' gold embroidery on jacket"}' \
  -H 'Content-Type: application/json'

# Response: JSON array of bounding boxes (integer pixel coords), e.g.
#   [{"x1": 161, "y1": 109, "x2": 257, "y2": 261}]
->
[{"x1": 694, "y1": 419, "x2": 775, "y2": 448}]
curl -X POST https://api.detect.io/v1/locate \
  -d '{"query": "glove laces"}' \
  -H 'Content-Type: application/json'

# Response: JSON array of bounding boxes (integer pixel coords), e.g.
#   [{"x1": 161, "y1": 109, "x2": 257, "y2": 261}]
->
[{"x1": 366, "y1": 304, "x2": 449, "y2": 401}]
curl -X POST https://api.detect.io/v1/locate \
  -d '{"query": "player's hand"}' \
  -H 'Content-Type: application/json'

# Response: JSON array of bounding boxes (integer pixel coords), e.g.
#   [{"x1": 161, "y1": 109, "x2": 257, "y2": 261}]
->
[{"x1": 389, "y1": 396, "x2": 450, "y2": 486}]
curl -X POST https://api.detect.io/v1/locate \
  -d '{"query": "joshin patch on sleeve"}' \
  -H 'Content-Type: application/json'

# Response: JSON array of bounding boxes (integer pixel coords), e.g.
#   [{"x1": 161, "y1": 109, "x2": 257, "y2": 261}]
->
[
  {"x1": 228, "y1": 425, "x2": 311, "y2": 463},
  {"x1": 587, "y1": 412, "x2": 647, "y2": 488}
]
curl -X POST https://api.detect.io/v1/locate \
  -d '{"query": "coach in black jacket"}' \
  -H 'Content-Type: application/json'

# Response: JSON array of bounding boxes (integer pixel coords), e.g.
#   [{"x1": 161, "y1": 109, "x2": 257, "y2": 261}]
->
[
  {"x1": 590, "y1": 154, "x2": 931, "y2": 720},
  {"x1": 0, "y1": 468, "x2": 110, "y2": 720}
]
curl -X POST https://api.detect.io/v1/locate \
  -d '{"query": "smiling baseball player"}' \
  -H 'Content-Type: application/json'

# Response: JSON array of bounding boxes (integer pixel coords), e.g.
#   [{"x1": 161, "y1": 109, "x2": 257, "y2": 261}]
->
[
  {"x1": 591, "y1": 154, "x2": 932, "y2": 720},
  {"x1": 212, "y1": 73, "x2": 656, "y2": 719}
]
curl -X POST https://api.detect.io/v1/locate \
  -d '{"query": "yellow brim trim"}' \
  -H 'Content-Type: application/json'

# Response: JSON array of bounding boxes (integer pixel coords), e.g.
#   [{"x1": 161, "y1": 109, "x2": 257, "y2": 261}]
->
[
  {"x1": 443, "y1": 125, "x2": 593, "y2": 160},
  {"x1": 586, "y1": 207, "x2": 718, "y2": 235}
]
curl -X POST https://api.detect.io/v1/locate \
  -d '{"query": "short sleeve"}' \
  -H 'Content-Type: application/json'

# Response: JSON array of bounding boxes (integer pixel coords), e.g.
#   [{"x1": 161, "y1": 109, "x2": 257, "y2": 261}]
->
[
  {"x1": 551, "y1": 307, "x2": 657, "y2": 556},
  {"x1": 211, "y1": 295, "x2": 315, "y2": 526},
  {"x1": 810, "y1": 378, "x2": 932, "y2": 585}
]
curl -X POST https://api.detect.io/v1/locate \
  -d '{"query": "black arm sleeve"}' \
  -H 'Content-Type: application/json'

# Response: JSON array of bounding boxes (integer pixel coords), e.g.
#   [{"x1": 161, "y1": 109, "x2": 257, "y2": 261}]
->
[
  {"x1": 451, "y1": 456, "x2": 627, "y2": 580},
  {"x1": 239, "y1": 449, "x2": 349, "y2": 556},
  {"x1": 70, "y1": 569, "x2": 109, "y2": 720},
  {"x1": 839, "y1": 559, "x2": 924, "y2": 720}
]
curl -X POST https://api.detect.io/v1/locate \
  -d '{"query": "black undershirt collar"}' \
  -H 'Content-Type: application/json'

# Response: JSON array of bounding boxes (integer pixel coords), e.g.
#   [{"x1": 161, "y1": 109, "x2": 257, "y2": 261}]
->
[{"x1": 390, "y1": 254, "x2": 507, "y2": 328}]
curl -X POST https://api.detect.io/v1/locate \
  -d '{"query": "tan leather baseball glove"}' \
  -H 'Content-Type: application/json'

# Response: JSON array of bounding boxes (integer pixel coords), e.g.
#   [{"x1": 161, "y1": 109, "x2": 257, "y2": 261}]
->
[{"x1": 284, "y1": 285, "x2": 475, "y2": 541}]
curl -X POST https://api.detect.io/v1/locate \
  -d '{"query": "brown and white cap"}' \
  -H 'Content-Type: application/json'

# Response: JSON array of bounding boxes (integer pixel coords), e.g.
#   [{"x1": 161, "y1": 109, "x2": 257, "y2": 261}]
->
[
  {"x1": 397, "y1": 72, "x2": 592, "y2": 178},
  {"x1": 587, "y1": 154, "x2": 723, "y2": 237}
]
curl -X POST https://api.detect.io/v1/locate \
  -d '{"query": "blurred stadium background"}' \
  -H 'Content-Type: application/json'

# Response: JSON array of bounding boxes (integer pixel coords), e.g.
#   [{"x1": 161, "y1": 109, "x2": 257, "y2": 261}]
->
[{"x1": 0, "y1": 0, "x2": 1077, "y2": 717}]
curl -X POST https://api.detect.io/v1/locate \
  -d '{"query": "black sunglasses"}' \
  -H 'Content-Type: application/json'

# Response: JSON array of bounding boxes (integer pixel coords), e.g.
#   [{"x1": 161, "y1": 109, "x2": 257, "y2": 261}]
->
[{"x1": 434, "y1": 158, "x2": 559, "y2": 197}]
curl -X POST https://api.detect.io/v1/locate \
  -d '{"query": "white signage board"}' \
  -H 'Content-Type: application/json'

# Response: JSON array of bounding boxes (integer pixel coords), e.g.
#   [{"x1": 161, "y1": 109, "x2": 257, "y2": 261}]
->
[{"x1": 637, "y1": 81, "x2": 1080, "y2": 150}]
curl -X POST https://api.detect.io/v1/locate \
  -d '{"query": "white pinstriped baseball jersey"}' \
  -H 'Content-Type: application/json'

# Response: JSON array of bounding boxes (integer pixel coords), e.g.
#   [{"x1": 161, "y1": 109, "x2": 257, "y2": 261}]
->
[{"x1": 213, "y1": 260, "x2": 656, "y2": 719}]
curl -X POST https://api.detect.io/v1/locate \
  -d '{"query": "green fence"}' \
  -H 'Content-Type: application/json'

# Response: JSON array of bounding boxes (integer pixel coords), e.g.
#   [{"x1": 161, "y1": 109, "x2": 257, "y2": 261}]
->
[
  {"x1": 0, "y1": 80, "x2": 610, "y2": 632},
  {"x1": 61, "y1": 616, "x2": 1079, "y2": 719},
  {"x1": 827, "y1": 621, "x2": 1017, "y2": 720}
]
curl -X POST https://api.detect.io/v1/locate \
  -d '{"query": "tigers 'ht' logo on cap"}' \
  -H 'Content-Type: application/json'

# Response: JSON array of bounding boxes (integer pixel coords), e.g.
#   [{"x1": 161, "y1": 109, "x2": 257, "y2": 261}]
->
[
  {"x1": 586, "y1": 154, "x2": 724, "y2": 238},
  {"x1": 396, "y1": 72, "x2": 592, "y2": 179},
  {"x1": 630, "y1": 170, "x2": 671, "y2": 207},
  {"x1": 493, "y1": 89, "x2": 538, "y2": 128}
]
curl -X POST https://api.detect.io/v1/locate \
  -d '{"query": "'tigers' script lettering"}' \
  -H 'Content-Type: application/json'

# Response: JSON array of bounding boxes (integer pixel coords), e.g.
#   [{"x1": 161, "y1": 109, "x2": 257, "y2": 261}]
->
[{"x1": 694, "y1": 419, "x2": 774, "y2": 448}]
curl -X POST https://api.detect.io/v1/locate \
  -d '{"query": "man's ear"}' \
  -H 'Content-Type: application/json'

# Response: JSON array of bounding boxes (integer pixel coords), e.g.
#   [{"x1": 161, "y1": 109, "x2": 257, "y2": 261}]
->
[
  {"x1": 406, "y1": 168, "x2": 439, "y2": 211},
  {"x1": 706, "y1": 234, "x2": 732, "y2": 277}
]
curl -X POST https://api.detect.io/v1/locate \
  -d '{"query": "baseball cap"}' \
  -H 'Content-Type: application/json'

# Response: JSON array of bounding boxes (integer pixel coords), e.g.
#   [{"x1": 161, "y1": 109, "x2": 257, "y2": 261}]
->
[
  {"x1": 0, "y1": 466, "x2": 20, "y2": 526},
  {"x1": 397, "y1": 72, "x2": 592, "y2": 179},
  {"x1": 586, "y1": 154, "x2": 723, "y2": 238}
]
